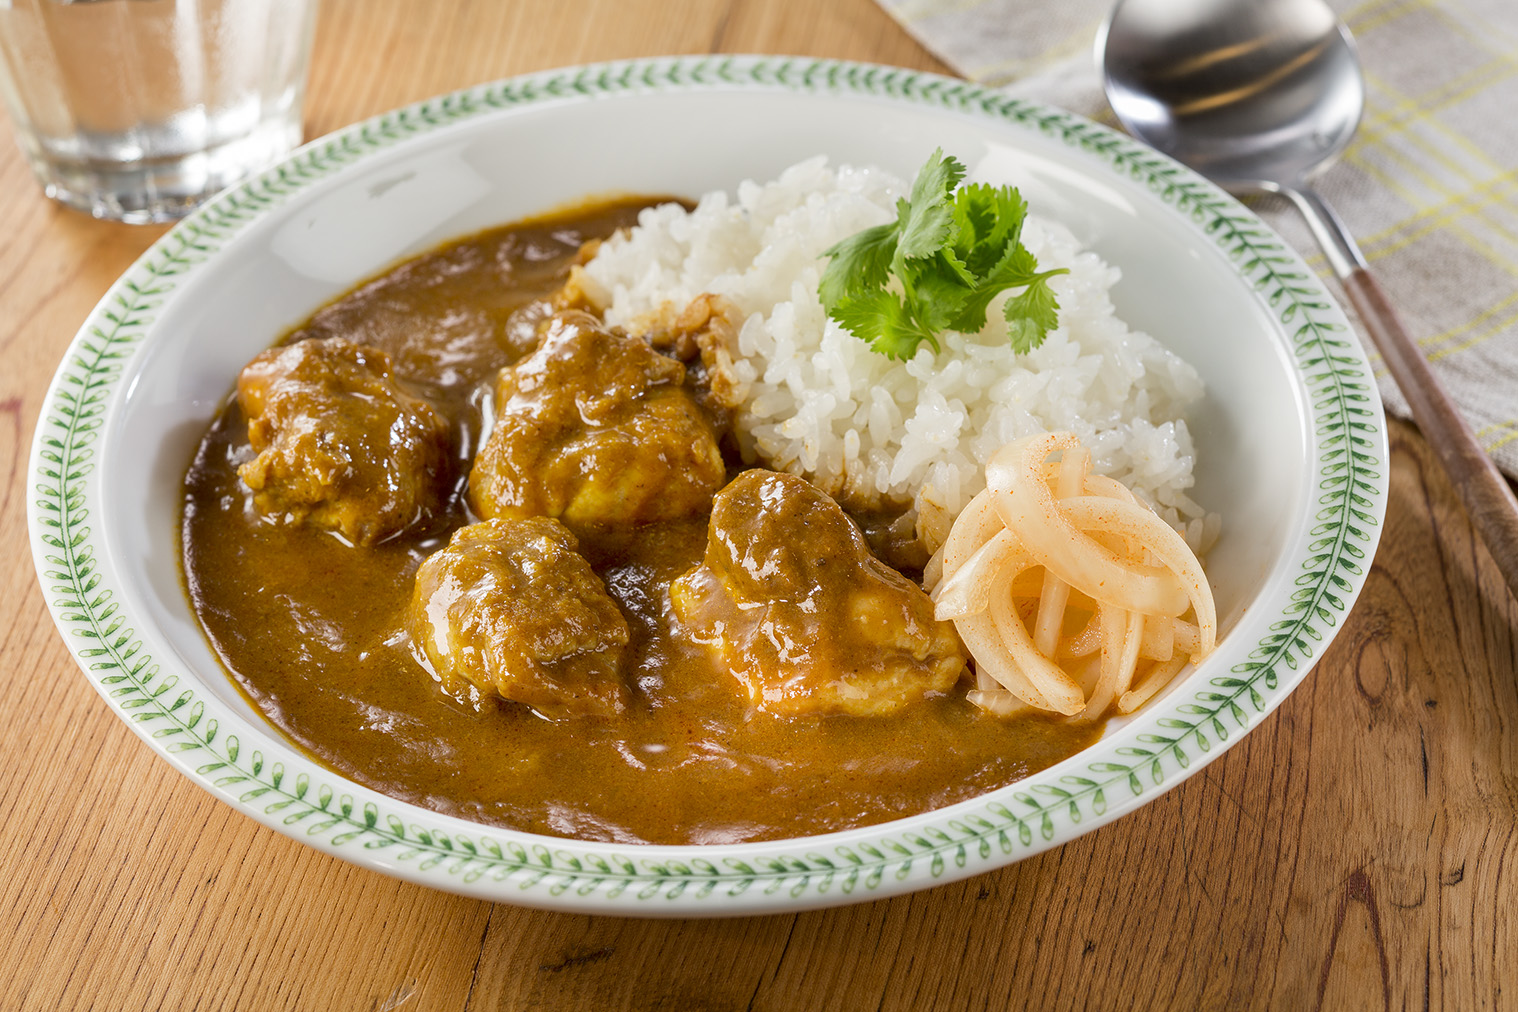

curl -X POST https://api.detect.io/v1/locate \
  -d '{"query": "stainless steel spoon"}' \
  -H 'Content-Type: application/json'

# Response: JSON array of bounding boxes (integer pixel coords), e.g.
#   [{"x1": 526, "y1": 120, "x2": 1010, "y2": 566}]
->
[{"x1": 1099, "y1": 0, "x2": 1518, "y2": 600}]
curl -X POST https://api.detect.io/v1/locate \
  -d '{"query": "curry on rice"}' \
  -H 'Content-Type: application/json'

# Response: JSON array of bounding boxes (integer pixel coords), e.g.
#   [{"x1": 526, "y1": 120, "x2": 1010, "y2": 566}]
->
[{"x1": 181, "y1": 196, "x2": 1107, "y2": 845}]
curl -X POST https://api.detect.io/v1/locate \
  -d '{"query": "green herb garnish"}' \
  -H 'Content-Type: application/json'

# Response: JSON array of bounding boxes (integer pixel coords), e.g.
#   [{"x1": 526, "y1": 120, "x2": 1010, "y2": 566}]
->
[{"x1": 818, "y1": 149, "x2": 1068, "y2": 360}]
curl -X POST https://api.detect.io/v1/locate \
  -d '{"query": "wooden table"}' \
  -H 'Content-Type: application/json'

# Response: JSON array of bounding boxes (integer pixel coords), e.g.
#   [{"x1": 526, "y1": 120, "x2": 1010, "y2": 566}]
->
[{"x1": 2, "y1": 1, "x2": 1514, "y2": 1008}]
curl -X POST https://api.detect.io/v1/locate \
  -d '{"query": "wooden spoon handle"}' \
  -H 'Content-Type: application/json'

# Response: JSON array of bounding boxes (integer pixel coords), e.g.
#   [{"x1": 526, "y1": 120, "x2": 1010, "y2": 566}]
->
[{"x1": 1341, "y1": 267, "x2": 1518, "y2": 600}]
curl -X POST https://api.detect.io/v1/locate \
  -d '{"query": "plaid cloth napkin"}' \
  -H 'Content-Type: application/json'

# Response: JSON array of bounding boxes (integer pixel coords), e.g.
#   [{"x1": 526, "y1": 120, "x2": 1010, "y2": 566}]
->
[{"x1": 877, "y1": 0, "x2": 1518, "y2": 478}]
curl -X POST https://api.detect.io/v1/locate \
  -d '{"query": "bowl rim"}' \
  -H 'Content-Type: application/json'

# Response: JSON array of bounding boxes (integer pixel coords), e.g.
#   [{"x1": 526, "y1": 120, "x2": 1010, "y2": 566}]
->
[{"x1": 26, "y1": 54, "x2": 1389, "y2": 916}]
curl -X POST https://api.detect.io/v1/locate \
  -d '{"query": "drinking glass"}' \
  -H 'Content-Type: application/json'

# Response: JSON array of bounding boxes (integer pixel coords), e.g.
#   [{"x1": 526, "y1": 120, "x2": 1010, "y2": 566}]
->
[{"x1": 0, "y1": 0, "x2": 316, "y2": 223}]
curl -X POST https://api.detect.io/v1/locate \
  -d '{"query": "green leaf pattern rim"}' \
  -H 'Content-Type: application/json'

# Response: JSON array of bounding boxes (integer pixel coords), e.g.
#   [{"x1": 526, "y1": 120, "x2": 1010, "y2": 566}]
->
[{"x1": 29, "y1": 56, "x2": 1387, "y2": 908}]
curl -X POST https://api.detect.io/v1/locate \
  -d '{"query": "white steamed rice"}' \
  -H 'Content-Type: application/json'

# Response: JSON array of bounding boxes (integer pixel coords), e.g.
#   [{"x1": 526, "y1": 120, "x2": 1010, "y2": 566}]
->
[{"x1": 580, "y1": 156, "x2": 1213, "y2": 550}]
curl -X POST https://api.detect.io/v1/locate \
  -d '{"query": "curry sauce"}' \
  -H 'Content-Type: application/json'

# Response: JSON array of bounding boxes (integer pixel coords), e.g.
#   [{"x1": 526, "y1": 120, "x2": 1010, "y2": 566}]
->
[{"x1": 181, "y1": 198, "x2": 1100, "y2": 845}]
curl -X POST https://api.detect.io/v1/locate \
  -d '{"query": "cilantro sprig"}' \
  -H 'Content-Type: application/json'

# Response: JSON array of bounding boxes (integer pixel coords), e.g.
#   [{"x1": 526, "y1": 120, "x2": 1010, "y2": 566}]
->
[{"x1": 818, "y1": 150, "x2": 1068, "y2": 360}]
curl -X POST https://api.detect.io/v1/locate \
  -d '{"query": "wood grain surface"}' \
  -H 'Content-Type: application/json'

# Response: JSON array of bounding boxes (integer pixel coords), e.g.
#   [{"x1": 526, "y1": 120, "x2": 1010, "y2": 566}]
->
[{"x1": 1, "y1": 1, "x2": 1514, "y2": 1009}]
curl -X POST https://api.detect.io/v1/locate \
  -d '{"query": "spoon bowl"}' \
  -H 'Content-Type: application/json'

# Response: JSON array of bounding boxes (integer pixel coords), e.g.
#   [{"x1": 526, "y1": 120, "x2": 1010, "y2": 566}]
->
[{"x1": 1100, "y1": 0, "x2": 1361, "y2": 191}]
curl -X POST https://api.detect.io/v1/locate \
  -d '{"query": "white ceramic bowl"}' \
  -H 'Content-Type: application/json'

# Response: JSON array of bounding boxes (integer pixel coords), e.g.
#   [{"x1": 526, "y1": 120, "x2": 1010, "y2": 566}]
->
[{"x1": 28, "y1": 57, "x2": 1388, "y2": 916}]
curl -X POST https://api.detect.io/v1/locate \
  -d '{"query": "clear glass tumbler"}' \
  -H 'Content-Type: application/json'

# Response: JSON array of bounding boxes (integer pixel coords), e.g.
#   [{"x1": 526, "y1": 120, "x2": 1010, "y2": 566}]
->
[{"x1": 0, "y1": 0, "x2": 316, "y2": 223}]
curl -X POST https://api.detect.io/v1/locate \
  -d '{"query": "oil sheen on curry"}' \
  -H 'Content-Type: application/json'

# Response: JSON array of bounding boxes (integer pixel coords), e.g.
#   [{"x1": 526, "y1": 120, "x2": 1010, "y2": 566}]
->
[{"x1": 181, "y1": 197, "x2": 1099, "y2": 845}]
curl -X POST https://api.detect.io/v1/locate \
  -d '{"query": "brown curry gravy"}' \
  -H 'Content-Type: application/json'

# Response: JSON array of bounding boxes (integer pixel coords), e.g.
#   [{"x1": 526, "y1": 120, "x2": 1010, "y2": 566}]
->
[{"x1": 181, "y1": 197, "x2": 1100, "y2": 845}]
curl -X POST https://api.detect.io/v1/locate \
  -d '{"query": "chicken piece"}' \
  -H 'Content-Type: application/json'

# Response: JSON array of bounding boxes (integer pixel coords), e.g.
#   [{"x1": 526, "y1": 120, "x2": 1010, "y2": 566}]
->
[
  {"x1": 670, "y1": 470, "x2": 966, "y2": 717},
  {"x1": 237, "y1": 337, "x2": 450, "y2": 546},
  {"x1": 468, "y1": 310, "x2": 725, "y2": 538},
  {"x1": 409, "y1": 517, "x2": 630, "y2": 719}
]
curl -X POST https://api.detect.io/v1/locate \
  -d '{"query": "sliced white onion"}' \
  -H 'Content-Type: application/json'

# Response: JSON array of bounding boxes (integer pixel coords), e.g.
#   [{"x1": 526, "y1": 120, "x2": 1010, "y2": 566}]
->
[
  {"x1": 1060, "y1": 495, "x2": 1217, "y2": 656},
  {"x1": 939, "y1": 431, "x2": 1217, "y2": 722}
]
